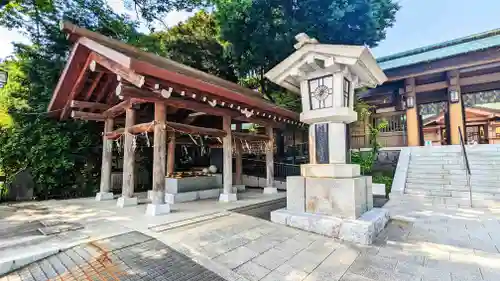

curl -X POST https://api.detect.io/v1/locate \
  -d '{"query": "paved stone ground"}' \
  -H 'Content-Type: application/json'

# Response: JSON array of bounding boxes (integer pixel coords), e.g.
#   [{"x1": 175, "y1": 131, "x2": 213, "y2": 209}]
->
[
  {"x1": 1, "y1": 231, "x2": 226, "y2": 281},
  {"x1": 161, "y1": 201, "x2": 500, "y2": 281}
]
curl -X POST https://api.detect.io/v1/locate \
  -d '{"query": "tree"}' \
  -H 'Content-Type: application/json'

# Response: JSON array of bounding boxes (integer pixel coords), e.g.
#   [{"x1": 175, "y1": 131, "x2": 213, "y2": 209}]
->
[
  {"x1": 146, "y1": 10, "x2": 237, "y2": 82},
  {"x1": 0, "y1": 0, "x2": 142, "y2": 198},
  {"x1": 214, "y1": 0, "x2": 399, "y2": 99}
]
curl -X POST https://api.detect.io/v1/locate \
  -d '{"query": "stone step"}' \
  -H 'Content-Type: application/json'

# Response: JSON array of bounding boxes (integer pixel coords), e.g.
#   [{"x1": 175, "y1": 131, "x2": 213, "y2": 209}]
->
[
  {"x1": 410, "y1": 159, "x2": 462, "y2": 165},
  {"x1": 409, "y1": 164, "x2": 464, "y2": 170},
  {"x1": 406, "y1": 176, "x2": 500, "y2": 186},
  {"x1": 408, "y1": 167, "x2": 500, "y2": 175},
  {"x1": 405, "y1": 187, "x2": 500, "y2": 199},
  {"x1": 406, "y1": 173, "x2": 467, "y2": 180}
]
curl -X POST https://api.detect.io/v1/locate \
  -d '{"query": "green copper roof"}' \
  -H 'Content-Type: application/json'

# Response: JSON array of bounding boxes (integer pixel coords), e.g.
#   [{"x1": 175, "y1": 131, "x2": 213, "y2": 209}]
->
[{"x1": 377, "y1": 29, "x2": 500, "y2": 70}]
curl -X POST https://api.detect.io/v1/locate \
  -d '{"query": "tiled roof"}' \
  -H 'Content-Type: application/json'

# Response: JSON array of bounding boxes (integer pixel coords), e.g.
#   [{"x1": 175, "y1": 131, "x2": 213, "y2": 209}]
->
[{"x1": 377, "y1": 29, "x2": 500, "y2": 70}]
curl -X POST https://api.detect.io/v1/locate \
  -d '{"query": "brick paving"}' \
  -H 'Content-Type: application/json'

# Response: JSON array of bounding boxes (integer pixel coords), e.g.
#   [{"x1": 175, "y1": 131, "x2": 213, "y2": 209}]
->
[{"x1": 1, "y1": 231, "x2": 226, "y2": 281}]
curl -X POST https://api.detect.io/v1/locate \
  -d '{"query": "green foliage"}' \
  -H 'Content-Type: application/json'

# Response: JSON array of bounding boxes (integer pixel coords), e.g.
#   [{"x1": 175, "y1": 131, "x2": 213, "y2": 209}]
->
[
  {"x1": 350, "y1": 150, "x2": 374, "y2": 175},
  {"x1": 0, "y1": 0, "x2": 141, "y2": 199},
  {"x1": 372, "y1": 174, "x2": 393, "y2": 197},
  {"x1": 145, "y1": 11, "x2": 237, "y2": 81},
  {"x1": 369, "y1": 119, "x2": 388, "y2": 152},
  {"x1": 214, "y1": 0, "x2": 399, "y2": 76}
]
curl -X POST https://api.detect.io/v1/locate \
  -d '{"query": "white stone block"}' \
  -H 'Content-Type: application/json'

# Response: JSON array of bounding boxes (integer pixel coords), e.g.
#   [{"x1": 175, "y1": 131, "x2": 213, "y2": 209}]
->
[
  {"x1": 116, "y1": 196, "x2": 138, "y2": 208},
  {"x1": 372, "y1": 183, "x2": 386, "y2": 196},
  {"x1": 305, "y1": 177, "x2": 367, "y2": 219},
  {"x1": 269, "y1": 209, "x2": 386, "y2": 245},
  {"x1": 165, "y1": 192, "x2": 198, "y2": 204},
  {"x1": 219, "y1": 193, "x2": 238, "y2": 202},
  {"x1": 263, "y1": 187, "x2": 278, "y2": 194},
  {"x1": 95, "y1": 192, "x2": 114, "y2": 201},
  {"x1": 145, "y1": 203, "x2": 171, "y2": 216},
  {"x1": 365, "y1": 176, "x2": 374, "y2": 209},
  {"x1": 199, "y1": 188, "x2": 221, "y2": 199},
  {"x1": 270, "y1": 208, "x2": 288, "y2": 224},
  {"x1": 286, "y1": 176, "x2": 305, "y2": 213},
  {"x1": 300, "y1": 164, "x2": 360, "y2": 178}
]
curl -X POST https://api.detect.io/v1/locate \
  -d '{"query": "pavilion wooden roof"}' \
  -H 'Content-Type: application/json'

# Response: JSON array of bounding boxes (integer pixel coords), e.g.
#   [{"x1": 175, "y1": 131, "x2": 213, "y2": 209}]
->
[{"x1": 48, "y1": 21, "x2": 302, "y2": 128}]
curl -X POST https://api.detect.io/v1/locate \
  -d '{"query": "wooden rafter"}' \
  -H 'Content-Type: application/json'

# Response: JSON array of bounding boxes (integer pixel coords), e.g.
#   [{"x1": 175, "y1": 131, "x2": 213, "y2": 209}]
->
[
  {"x1": 89, "y1": 52, "x2": 145, "y2": 88},
  {"x1": 60, "y1": 55, "x2": 93, "y2": 120},
  {"x1": 83, "y1": 72, "x2": 104, "y2": 101},
  {"x1": 116, "y1": 84, "x2": 286, "y2": 128},
  {"x1": 70, "y1": 100, "x2": 110, "y2": 111},
  {"x1": 93, "y1": 75, "x2": 112, "y2": 103}
]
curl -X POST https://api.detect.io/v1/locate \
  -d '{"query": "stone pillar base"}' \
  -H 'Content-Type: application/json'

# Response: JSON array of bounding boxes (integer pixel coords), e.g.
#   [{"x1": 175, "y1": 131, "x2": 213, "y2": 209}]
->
[
  {"x1": 95, "y1": 192, "x2": 114, "y2": 201},
  {"x1": 270, "y1": 208, "x2": 389, "y2": 245},
  {"x1": 116, "y1": 196, "x2": 138, "y2": 208},
  {"x1": 145, "y1": 203, "x2": 171, "y2": 216},
  {"x1": 263, "y1": 187, "x2": 278, "y2": 194},
  {"x1": 219, "y1": 193, "x2": 237, "y2": 202}
]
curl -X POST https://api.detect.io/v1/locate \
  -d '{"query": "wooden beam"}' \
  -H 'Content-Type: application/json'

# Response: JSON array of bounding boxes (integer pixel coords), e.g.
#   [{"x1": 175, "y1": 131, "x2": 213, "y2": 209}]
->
[
  {"x1": 415, "y1": 81, "x2": 448, "y2": 93},
  {"x1": 234, "y1": 124, "x2": 242, "y2": 186},
  {"x1": 117, "y1": 84, "x2": 288, "y2": 128},
  {"x1": 151, "y1": 102, "x2": 167, "y2": 205},
  {"x1": 90, "y1": 52, "x2": 145, "y2": 88},
  {"x1": 221, "y1": 115, "x2": 233, "y2": 196},
  {"x1": 122, "y1": 107, "x2": 136, "y2": 199},
  {"x1": 167, "y1": 131, "x2": 175, "y2": 175},
  {"x1": 461, "y1": 72, "x2": 500, "y2": 86},
  {"x1": 126, "y1": 121, "x2": 227, "y2": 137},
  {"x1": 265, "y1": 126, "x2": 275, "y2": 190},
  {"x1": 60, "y1": 55, "x2": 93, "y2": 120},
  {"x1": 71, "y1": 110, "x2": 106, "y2": 121},
  {"x1": 70, "y1": 100, "x2": 110, "y2": 111},
  {"x1": 83, "y1": 72, "x2": 104, "y2": 101},
  {"x1": 103, "y1": 99, "x2": 131, "y2": 118},
  {"x1": 99, "y1": 118, "x2": 114, "y2": 197},
  {"x1": 233, "y1": 132, "x2": 270, "y2": 141}
]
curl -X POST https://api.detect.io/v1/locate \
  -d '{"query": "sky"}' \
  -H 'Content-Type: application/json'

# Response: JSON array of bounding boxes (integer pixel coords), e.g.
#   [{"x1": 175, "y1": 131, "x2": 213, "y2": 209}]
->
[{"x1": 1, "y1": 0, "x2": 500, "y2": 59}]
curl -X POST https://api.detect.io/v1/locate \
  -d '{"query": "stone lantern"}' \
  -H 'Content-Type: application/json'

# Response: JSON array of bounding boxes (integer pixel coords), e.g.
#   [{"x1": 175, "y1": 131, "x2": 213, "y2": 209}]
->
[{"x1": 266, "y1": 33, "x2": 389, "y2": 244}]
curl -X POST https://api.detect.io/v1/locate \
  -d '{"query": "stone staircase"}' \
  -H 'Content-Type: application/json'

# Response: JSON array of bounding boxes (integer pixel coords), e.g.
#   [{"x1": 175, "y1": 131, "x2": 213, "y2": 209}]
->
[{"x1": 397, "y1": 145, "x2": 500, "y2": 205}]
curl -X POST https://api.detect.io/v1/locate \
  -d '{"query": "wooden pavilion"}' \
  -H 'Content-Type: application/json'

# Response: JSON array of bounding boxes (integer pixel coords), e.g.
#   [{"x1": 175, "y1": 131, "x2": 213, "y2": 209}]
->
[{"x1": 48, "y1": 21, "x2": 302, "y2": 215}]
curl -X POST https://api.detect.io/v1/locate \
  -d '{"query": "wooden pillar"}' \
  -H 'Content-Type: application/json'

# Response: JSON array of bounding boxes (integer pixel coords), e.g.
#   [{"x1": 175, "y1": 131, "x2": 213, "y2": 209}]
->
[
  {"x1": 146, "y1": 102, "x2": 170, "y2": 215},
  {"x1": 96, "y1": 118, "x2": 114, "y2": 201},
  {"x1": 235, "y1": 123, "x2": 243, "y2": 185},
  {"x1": 117, "y1": 106, "x2": 138, "y2": 207},
  {"x1": 167, "y1": 132, "x2": 176, "y2": 175},
  {"x1": 219, "y1": 115, "x2": 237, "y2": 202},
  {"x1": 264, "y1": 125, "x2": 278, "y2": 194},
  {"x1": 151, "y1": 102, "x2": 166, "y2": 204},
  {"x1": 405, "y1": 77, "x2": 420, "y2": 146},
  {"x1": 448, "y1": 70, "x2": 464, "y2": 145}
]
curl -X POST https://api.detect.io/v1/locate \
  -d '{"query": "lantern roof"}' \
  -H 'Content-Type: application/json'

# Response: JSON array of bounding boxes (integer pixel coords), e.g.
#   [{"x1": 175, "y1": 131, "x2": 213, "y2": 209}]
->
[{"x1": 265, "y1": 33, "x2": 387, "y2": 94}]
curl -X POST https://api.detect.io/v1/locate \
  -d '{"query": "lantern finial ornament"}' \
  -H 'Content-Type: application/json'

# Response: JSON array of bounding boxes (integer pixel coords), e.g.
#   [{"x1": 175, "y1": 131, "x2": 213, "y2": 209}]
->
[{"x1": 265, "y1": 34, "x2": 390, "y2": 245}]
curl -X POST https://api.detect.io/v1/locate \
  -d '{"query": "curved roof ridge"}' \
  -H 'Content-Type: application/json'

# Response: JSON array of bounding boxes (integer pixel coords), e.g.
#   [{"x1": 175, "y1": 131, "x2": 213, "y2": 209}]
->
[{"x1": 377, "y1": 28, "x2": 500, "y2": 63}]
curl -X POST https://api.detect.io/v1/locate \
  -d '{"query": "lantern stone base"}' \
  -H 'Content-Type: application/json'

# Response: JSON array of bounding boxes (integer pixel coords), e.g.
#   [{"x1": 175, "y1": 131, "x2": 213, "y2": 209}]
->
[
  {"x1": 270, "y1": 208, "x2": 389, "y2": 244},
  {"x1": 272, "y1": 165, "x2": 383, "y2": 244},
  {"x1": 95, "y1": 192, "x2": 114, "y2": 201}
]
